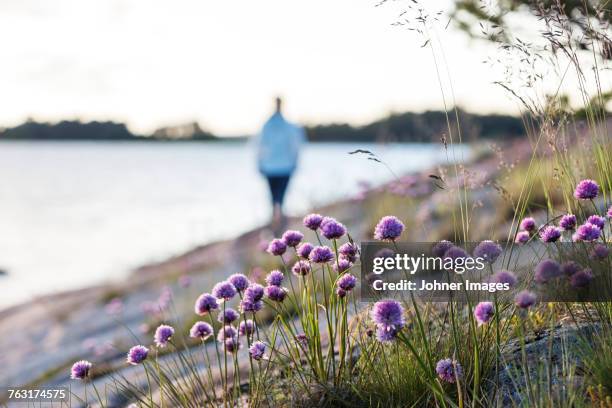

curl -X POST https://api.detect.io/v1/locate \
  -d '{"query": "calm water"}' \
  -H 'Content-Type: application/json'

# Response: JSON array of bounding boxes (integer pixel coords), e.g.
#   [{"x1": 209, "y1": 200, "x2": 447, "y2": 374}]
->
[{"x1": 0, "y1": 141, "x2": 470, "y2": 309}]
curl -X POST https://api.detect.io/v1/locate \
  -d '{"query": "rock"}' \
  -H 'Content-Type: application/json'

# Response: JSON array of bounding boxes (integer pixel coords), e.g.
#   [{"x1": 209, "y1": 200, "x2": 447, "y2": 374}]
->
[{"x1": 492, "y1": 323, "x2": 598, "y2": 407}]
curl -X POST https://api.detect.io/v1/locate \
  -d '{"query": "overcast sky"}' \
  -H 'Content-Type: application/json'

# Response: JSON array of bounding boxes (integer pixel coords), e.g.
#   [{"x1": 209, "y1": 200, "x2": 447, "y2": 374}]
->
[{"x1": 0, "y1": 0, "x2": 554, "y2": 135}]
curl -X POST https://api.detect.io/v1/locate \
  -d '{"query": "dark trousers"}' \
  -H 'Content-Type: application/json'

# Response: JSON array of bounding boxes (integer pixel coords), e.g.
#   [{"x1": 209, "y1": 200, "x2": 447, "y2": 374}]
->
[{"x1": 266, "y1": 175, "x2": 291, "y2": 207}]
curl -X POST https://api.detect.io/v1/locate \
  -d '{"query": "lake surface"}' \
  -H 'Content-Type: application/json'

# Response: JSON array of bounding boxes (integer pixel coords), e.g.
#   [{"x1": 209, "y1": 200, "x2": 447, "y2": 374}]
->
[{"x1": 0, "y1": 141, "x2": 470, "y2": 309}]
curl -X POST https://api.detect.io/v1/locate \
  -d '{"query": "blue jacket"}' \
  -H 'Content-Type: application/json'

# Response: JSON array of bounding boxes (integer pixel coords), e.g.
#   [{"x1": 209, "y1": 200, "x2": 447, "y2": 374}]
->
[{"x1": 256, "y1": 112, "x2": 306, "y2": 176}]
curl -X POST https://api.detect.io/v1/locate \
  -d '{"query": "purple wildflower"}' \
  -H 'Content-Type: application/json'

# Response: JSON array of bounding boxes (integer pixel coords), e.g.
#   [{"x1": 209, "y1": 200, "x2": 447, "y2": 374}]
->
[
  {"x1": 195, "y1": 293, "x2": 219, "y2": 315},
  {"x1": 266, "y1": 270, "x2": 284, "y2": 286},
  {"x1": 296, "y1": 333, "x2": 308, "y2": 348},
  {"x1": 375, "y1": 326, "x2": 401, "y2": 342},
  {"x1": 514, "y1": 290, "x2": 537, "y2": 309},
  {"x1": 444, "y1": 246, "x2": 468, "y2": 260},
  {"x1": 539, "y1": 226, "x2": 562, "y2": 243},
  {"x1": 574, "y1": 179, "x2": 599, "y2": 200},
  {"x1": 265, "y1": 285, "x2": 287, "y2": 302},
  {"x1": 573, "y1": 223, "x2": 601, "y2": 242},
  {"x1": 240, "y1": 298, "x2": 263, "y2": 313},
  {"x1": 559, "y1": 214, "x2": 577, "y2": 230},
  {"x1": 587, "y1": 215, "x2": 605, "y2": 230},
  {"x1": 540, "y1": 225, "x2": 561, "y2": 242},
  {"x1": 337, "y1": 273, "x2": 357, "y2": 291},
  {"x1": 320, "y1": 217, "x2": 347, "y2": 239},
  {"x1": 561, "y1": 261, "x2": 581, "y2": 276},
  {"x1": 333, "y1": 258, "x2": 352, "y2": 273},
  {"x1": 244, "y1": 283, "x2": 265, "y2": 302},
  {"x1": 432, "y1": 240, "x2": 454, "y2": 257},
  {"x1": 309, "y1": 246, "x2": 334, "y2": 263},
  {"x1": 239, "y1": 319, "x2": 256, "y2": 336},
  {"x1": 212, "y1": 281, "x2": 237, "y2": 301},
  {"x1": 608, "y1": 206, "x2": 612, "y2": 218},
  {"x1": 127, "y1": 345, "x2": 149, "y2": 365},
  {"x1": 218, "y1": 308, "x2": 240, "y2": 324},
  {"x1": 282, "y1": 230, "x2": 304, "y2": 247},
  {"x1": 189, "y1": 321, "x2": 213, "y2": 340},
  {"x1": 224, "y1": 337, "x2": 241, "y2": 353},
  {"x1": 71, "y1": 360, "x2": 92, "y2": 380},
  {"x1": 492, "y1": 270, "x2": 517, "y2": 287},
  {"x1": 474, "y1": 301, "x2": 495, "y2": 326},
  {"x1": 534, "y1": 259, "x2": 561, "y2": 283},
  {"x1": 178, "y1": 275, "x2": 192, "y2": 288},
  {"x1": 217, "y1": 325, "x2": 238, "y2": 342},
  {"x1": 436, "y1": 359, "x2": 463, "y2": 383},
  {"x1": 515, "y1": 231, "x2": 530, "y2": 245},
  {"x1": 592, "y1": 243, "x2": 610, "y2": 259},
  {"x1": 292, "y1": 260, "x2": 311, "y2": 276},
  {"x1": 297, "y1": 242, "x2": 314, "y2": 259},
  {"x1": 249, "y1": 341, "x2": 266, "y2": 360},
  {"x1": 473, "y1": 240, "x2": 502, "y2": 263},
  {"x1": 266, "y1": 239, "x2": 287, "y2": 256},
  {"x1": 520, "y1": 217, "x2": 537, "y2": 232},
  {"x1": 374, "y1": 216, "x2": 405, "y2": 241},
  {"x1": 228, "y1": 274, "x2": 250, "y2": 292},
  {"x1": 336, "y1": 288, "x2": 347, "y2": 298},
  {"x1": 303, "y1": 213, "x2": 324, "y2": 230},
  {"x1": 338, "y1": 242, "x2": 359, "y2": 262},
  {"x1": 154, "y1": 324, "x2": 174, "y2": 347},
  {"x1": 570, "y1": 268, "x2": 593, "y2": 288},
  {"x1": 370, "y1": 300, "x2": 405, "y2": 332}
]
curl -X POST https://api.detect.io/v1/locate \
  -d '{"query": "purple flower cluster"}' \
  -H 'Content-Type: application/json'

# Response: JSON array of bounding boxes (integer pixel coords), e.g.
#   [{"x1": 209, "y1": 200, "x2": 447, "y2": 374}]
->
[
  {"x1": 249, "y1": 341, "x2": 266, "y2": 360},
  {"x1": 436, "y1": 358, "x2": 463, "y2": 383},
  {"x1": 228, "y1": 274, "x2": 250, "y2": 292},
  {"x1": 297, "y1": 242, "x2": 314, "y2": 259},
  {"x1": 303, "y1": 213, "x2": 323, "y2": 230},
  {"x1": 591, "y1": 244, "x2": 610, "y2": 260},
  {"x1": 336, "y1": 273, "x2": 357, "y2": 298},
  {"x1": 574, "y1": 179, "x2": 599, "y2": 200},
  {"x1": 218, "y1": 308, "x2": 239, "y2": 324},
  {"x1": 570, "y1": 268, "x2": 593, "y2": 288},
  {"x1": 154, "y1": 324, "x2": 175, "y2": 347},
  {"x1": 292, "y1": 260, "x2": 311, "y2": 276},
  {"x1": 370, "y1": 300, "x2": 405, "y2": 342},
  {"x1": 587, "y1": 215, "x2": 605, "y2": 230},
  {"x1": 474, "y1": 301, "x2": 495, "y2": 326},
  {"x1": 266, "y1": 270, "x2": 284, "y2": 286},
  {"x1": 573, "y1": 223, "x2": 601, "y2": 242},
  {"x1": 267, "y1": 239, "x2": 287, "y2": 256},
  {"x1": 514, "y1": 290, "x2": 536, "y2": 309},
  {"x1": 520, "y1": 217, "x2": 537, "y2": 232},
  {"x1": 265, "y1": 285, "x2": 287, "y2": 302},
  {"x1": 333, "y1": 258, "x2": 352, "y2": 273},
  {"x1": 473, "y1": 240, "x2": 502, "y2": 263},
  {"x1": 189, "y1": 321, "x2": 213, "y2": 340},
  {"x1": 309, "y1": 246, "x2": 334, "y2": 264},
  {"x1": 195, "y1": 293, "x2": 219, "y2": 315},
  {"x1": 212, "y1": 281, "x2": 237, "y2": 301},
  {"x1": 239, "y1": 319, "x2": 256, "y2": 336},
  {"x1": 539, "y1": 226, "x2": 561, "y2": 243},
  {"x1": 432, "y1": 240, "x2": 454, "y2": 257},
  {"x1": 515, "y1": 231, "x2": 530, "y2": 245},
  {"x1": 374, "y1": 216, "x2": 405, "y2": 241},
  {"x1": 70, "y1": 360, "x2": 92, "y2": 380},
  {"x1": 282, "y1": 230, "x2": 304, "y2": 247},
  {"x1": 217, "y1": 325, "x2": 237, "y2": 342},
  {"x1": 559, "y1": 214, "x2": 576, "y2": 231},
  {"x1": 320, "y1": 217, "x2": 347, "y2": 240},
  {"x1": 241, "y1": 283, "x2": 264, "y2": 313},
  {"x1": 534, "y1": 259, "x2": 561, "y2": 283},
  {"x1": 127, "y1": 345, "x2": 149, "y2": 365},
  {"x1": 492, "y1": 270, "x2": 517, "y2": 287},
  {"x1": 338, "y1": 242, "x2": 359, "y2": 262}
]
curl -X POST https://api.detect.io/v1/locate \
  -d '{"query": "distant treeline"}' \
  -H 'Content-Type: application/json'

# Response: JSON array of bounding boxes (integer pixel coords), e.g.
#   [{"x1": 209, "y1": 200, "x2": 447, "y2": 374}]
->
[
  {"x1": 305, "y1": 109, "x2": 525, "y2": 142},
  {"x1": 0, "y1": 110, "x2": 525, "y2": 142}
]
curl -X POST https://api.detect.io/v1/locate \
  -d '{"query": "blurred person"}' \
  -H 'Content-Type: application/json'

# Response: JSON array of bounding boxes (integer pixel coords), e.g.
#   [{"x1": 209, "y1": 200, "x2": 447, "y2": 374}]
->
[{"x1": 256, "y1": 97, "x2": 306, "y2": 230}]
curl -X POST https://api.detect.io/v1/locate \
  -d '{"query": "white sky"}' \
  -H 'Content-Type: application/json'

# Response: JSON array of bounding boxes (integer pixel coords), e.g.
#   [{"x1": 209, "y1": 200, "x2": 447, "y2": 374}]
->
[{"x1": 0, "y1": 0, "x2": 568, "y2": 135}]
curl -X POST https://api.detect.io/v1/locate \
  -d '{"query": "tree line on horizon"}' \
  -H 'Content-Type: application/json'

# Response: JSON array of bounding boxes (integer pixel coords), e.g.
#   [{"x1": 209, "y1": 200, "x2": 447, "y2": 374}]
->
[{"x1": 0, "y1": 109, "x2": 527, "y2": 143}]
